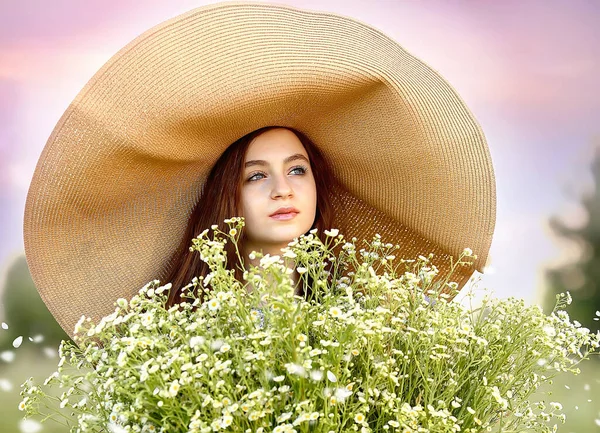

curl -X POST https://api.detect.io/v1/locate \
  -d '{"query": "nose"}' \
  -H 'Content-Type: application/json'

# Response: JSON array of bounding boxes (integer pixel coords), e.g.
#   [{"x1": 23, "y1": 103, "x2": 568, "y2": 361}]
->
[{"x1": 270, "y1": 173, "x2": 294, "y2": 199}]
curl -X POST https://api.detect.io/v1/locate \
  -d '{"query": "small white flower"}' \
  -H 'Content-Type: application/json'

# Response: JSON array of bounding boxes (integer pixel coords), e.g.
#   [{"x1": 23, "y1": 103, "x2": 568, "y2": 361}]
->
[
  {"x1": 354, "y1": 413, "x2": 366, "y2": 423},
  {"x1": 1, "y1": 322, "x2": 8, "y2": 330},
  {"x1": 43, "y1": 371, "x2": 59, "y2": 386},
  {"x1": 550, "y1": 402, "x2": 563, "y2": 411},
  {"x1": 334, "y1": 387, "x2": 352, "y2": 401},
  {"x1": 543, "y1": 325, "x2": 556, "y2": 337},
  {"x1": 310, "y1": 370, "x2": 324, "y2": 381},
  {"x1": 285, "y1": 363, "x2": 307, "y2": 377},
  {"x1": 283, "y1": 250, "x2": 297, "y2": 259},
  {"x1": 107, "y1": 422, "x2": 128, "y2": 433},
  {"x1": 259, "y1": 254, "x2": 281, "y2": 269},
  {"x1": 447, "y1": 281, "x2": 459, "y2": 291},
  {"x1": 181, "y1": 363, "x2": 193, "y2": 371},
  {"x1": 141, "y1": 312, "x2": 153, "y2": 327},
  {"x1": 156, "y1": 282, "x2": 171, "y2": 294},
  {"x1": 190, "y1": 336, "x2": 205, "y2": 349},
  {"x1": 169, "y1": 380, "x2": 181, "y2": 397},
  {"x1": 491, "y1": 386, "x2": 508, "y2": 409},
  {"x1": 220, "y1": 414, "x2": 233, "y2": 428},
  {"x1": 203, "y1": 273, "x2": 214, "y2": 287},
  {"x1": 329, "y1": 307, "x2": 342, "y2": 318},
  {"x1": 324, "y1": 229, "x2": 339, "y2": 237},
  {"x1": 211, "y1": 340, "x2": 224, "y2": 352},
  {"x1": 326, "y1": 371, "x2": 337, "y2": 383},
  {"x1": 207, "y1": 298, "x2": 221, "y2": 311},
  {"x1": 18, "y1": 397, "x2": 29, "y2": 411},
  {"x1": 462, "y1": 247, "x2": 473, "y2": 257},
  {"x1": 277, "y1": 412, "x2": 293, "y2": 423}
]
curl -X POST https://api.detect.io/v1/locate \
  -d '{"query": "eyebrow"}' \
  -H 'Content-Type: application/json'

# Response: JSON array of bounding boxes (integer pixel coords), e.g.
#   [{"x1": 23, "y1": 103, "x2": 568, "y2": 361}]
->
[{"x1": 244, "y1": 153, "x2": 309, "y2": 168}]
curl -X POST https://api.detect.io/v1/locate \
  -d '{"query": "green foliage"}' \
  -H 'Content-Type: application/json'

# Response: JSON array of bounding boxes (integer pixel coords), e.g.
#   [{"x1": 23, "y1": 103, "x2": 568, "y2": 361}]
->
[
  {"x1": 543, "y1": 144, "x2": 600, "y2": 336},
  {"x1": 0, "y1": 255, "x2": 70, "y2": 351},
  {"x1": 19, "y1": 218, "x2": 600, "y2": 433},
  {"x1": 0, "y1": 346, "x2": 70, "y2": 433}
]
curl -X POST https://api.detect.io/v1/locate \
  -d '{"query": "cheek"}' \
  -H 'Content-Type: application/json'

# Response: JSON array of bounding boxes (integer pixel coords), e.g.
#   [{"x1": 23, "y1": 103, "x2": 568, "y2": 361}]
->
[
  {"x1": 307, "y1": 179, "x2": 317, "y2": 207},
  {"x1": 239, "y1": 192, "x2": 250, "y2": 218},
  {"x1": 240, "y1": 189, "x2": 261, "y2": 219}
]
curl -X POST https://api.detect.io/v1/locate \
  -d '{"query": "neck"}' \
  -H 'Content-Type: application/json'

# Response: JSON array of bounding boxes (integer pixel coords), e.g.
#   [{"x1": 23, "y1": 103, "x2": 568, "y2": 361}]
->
[
  {"x1": 242, "y1": 241, "x2": 301, "y2": 293},
  {"x1": 243, "y1": 241, "x2": 290, "y2": 263}
]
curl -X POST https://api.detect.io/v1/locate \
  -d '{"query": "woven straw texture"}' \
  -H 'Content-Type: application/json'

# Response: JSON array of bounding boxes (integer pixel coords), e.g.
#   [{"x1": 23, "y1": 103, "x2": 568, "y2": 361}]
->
[{"x1": 24, "y1": 1, "x2": 496, "y2": 339}]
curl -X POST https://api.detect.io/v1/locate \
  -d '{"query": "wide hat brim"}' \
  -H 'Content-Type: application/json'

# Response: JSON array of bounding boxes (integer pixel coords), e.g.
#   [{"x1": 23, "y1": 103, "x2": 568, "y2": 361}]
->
[{"x1": 24, "y1": 1, "x2": 496, "y2": 339}]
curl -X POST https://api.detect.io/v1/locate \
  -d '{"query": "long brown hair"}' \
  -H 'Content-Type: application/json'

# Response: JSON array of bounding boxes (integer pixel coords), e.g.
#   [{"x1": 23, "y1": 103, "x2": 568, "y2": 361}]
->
[{"x1": 164, "y1": 126, "x2": 336, "y2": 308}]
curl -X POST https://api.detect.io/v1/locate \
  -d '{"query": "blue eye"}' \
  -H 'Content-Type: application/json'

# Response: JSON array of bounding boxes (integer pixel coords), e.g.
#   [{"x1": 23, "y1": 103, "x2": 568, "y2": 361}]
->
[
  {"x1": 247, "y1": 165, "x2": 308, "y2": 182},
  {"x1": 247, "y1": 172, "x2": 265, "y2": 182},
  {"x1": 290, "y1": 165, "x2": 307, "y2": 175}
]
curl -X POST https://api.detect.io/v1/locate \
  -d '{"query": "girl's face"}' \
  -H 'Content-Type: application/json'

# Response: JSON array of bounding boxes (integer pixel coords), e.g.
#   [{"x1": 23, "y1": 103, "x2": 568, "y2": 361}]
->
[{"x1": 240, "y1": 128, "x2": 317, "y2": 256}]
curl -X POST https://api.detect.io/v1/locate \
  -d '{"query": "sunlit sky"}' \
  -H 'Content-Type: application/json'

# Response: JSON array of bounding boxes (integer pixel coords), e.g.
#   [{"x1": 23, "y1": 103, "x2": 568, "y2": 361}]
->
[{"x1": 1, "y1": 0, "x2": 599, "y2": 307}]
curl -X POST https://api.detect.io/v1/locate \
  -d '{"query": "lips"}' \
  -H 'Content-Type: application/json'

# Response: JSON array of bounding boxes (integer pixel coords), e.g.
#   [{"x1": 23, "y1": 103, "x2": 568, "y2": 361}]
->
[
  {"x1": 270, "y1": 211, "x2": 298, "y2": 221},
  {"x1": 269, "y1": 206, "x2": 299, "y2": 217}
]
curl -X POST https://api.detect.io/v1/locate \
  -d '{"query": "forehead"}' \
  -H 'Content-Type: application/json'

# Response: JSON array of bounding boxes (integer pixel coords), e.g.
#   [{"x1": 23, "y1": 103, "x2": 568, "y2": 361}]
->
[{"x1": 245, "y1": 129, "x2": 308, "y2": 161}]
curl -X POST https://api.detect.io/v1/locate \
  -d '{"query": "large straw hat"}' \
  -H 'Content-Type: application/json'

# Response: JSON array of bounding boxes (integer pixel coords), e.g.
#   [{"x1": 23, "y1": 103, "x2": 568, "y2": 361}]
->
[{"x1": 24, "y1": 1, "x2": 496, "y2": 339}]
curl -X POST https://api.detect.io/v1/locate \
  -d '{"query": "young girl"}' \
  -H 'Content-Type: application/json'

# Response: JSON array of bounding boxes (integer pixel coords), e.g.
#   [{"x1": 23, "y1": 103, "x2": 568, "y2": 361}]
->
[
  {"x1": 164, "y1": 126, "x2": 337, "y2": 307},
  {"x1": 23, "y1": 2, "x2": 495, "y2": 340}
]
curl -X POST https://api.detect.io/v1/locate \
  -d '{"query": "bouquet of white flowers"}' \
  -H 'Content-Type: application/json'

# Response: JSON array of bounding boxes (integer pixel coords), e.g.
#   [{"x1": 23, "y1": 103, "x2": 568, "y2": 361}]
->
[{"x1": 19, "y1": 218, "x2": 599, "y2": 433}]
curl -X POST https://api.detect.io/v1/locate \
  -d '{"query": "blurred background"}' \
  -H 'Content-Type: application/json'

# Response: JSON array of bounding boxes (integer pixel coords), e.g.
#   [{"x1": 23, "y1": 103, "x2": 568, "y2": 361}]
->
[{"x1": 1, "y1": 0, "x2": 599, "y2": 431}]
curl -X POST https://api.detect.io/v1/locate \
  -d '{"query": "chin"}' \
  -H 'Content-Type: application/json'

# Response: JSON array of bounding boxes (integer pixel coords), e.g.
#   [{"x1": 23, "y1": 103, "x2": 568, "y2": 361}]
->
[{"x1": 268, "y1": 225, "x2": 308, "y2": 243}]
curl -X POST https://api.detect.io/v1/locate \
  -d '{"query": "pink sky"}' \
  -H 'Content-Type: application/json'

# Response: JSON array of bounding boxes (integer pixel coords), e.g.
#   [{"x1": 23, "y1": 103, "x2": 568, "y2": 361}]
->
[{"x1": 1, "y1": 0, "x2": 599, "y2": 303}]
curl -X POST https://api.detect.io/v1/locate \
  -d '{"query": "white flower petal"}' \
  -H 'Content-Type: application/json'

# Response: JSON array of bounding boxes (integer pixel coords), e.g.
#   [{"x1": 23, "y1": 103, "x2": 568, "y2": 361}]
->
[
  {"x1": 0, "y1": 351, "x2": 15, "y2": 363},
  {"x1": 19, "y1": 419, "x2": 42, "y2": 433},
  {"x1": 12, "y1": 336, "x2": 23, "y2": 348},
  {"x1": 0, "y1": 378, "x2": 13, "y2": 391},
  {"x1": 42, "y1": 347, "x2": 58, "y2": 358}
]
